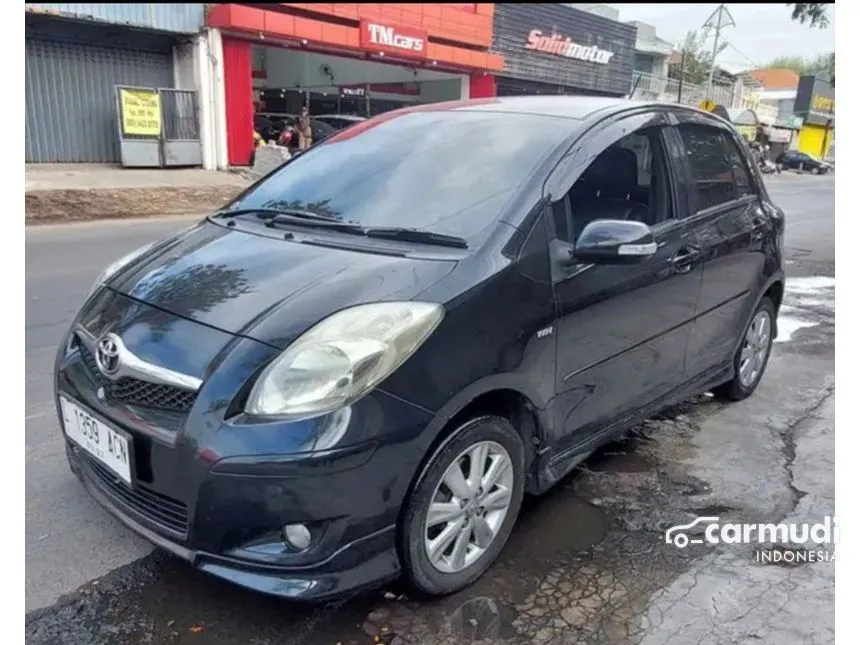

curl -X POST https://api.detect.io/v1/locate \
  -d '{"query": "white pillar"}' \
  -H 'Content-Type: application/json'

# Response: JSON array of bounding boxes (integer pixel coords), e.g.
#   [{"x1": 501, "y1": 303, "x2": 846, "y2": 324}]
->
[
  {"x1": 203, "y1": 28, "x2": 229, "y2": 170},
  {"x1": 459, "y1": 75, "x2": 469, "y2": 100}
]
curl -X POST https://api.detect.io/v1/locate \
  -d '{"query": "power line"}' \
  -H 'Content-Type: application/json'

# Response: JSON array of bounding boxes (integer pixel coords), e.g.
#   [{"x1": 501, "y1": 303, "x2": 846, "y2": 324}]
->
[{"x1": 722, "y1": 40, "x2": 761, "y2": 69}]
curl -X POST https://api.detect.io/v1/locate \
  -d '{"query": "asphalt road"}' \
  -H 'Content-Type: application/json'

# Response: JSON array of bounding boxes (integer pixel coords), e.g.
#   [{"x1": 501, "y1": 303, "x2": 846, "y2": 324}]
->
[{"x1": 24, "y1": 174, "x2": 835, "y2": 632}]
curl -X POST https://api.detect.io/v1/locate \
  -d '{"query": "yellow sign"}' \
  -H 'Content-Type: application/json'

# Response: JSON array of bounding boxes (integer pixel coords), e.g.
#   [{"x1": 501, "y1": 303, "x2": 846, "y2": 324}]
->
[
  {"x1": 699, "y1": 99, "x2": 716, "y2": 112},
  {"x1": 736, "y1": 125, "x2": 757, "y2": 141},
  {"x1": 812, "y1": 95, "x2": 835, "y2": 114},
  {"x1": 119, "y1": 89, "x2": 162, "y2": 136}
]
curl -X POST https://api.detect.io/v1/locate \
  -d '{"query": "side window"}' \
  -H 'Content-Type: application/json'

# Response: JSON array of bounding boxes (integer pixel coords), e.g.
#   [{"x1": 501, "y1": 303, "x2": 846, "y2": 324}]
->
[
  {"x1": 677, "y1": 124, "x2": 737, "y2": 211},
  {"x1": 551, "y1": 126, "x2": 673, "y2": 244},
  {"x1": 722, "y1": 134, "x2": 754, "y2": 197}
]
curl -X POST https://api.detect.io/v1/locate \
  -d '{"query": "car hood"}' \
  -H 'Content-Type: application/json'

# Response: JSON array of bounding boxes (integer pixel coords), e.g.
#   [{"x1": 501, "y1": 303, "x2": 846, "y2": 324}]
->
[{"x1": 108, "y1": 221, "x2": 457, "y2": 348}]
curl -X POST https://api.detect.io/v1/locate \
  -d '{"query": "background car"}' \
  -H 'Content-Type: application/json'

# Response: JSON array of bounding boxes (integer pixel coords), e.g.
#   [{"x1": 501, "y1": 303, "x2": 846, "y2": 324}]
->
[
  {"x1": 774, "y1": 150, "x2": 831, "y2": 174},
  {"x1": 312, "y1": 114, "x2": 367, "y2": 131}
]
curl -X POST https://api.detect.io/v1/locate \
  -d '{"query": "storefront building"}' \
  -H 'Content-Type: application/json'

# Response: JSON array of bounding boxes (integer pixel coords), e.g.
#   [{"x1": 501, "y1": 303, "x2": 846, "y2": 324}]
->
[
  {"x1": 25, "y1": 4, "x2": 208, "y2": 164},
  {"x1": 488, "y1": 3, "x2": 636, "y2": 98},
  {"x1": 764, "y1": 114, "x2": 803, "y2": 158},
  {"x1": 206, "y1": 3, "x2": 503, "y2": 165},
  {"x1": 793, "y1": 74, "x2": 835, "y2": 159}
]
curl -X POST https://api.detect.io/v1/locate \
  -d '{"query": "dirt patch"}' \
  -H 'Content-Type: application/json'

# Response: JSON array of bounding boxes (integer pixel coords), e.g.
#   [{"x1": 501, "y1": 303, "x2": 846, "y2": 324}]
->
[{"x1": 25, "y1": 185, "x2": 247, "y2": 225}]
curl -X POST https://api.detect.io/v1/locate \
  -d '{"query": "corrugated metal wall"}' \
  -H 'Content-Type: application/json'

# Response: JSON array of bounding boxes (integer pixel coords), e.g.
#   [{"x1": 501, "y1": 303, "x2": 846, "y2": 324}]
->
[
  {"x1": 25, "y1": 15, "x2": 175, "y2": 163},
  {"x1": 25, "y1": 3, "x2": 205, "y2": 34},
  {"x1": 491, "y1": 3, "x2": 636, "y2": 97}
]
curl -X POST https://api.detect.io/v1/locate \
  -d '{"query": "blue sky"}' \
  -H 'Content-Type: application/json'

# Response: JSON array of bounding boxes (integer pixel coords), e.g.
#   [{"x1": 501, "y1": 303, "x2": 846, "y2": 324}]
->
[{"x1": 608, "y1": 3, "x2": 835, "y2": 71}]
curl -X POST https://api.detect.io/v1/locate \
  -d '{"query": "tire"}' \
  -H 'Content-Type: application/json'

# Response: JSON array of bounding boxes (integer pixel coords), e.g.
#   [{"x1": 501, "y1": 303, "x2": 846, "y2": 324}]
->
[
  {"x1": 399, "y1": 416, "x2": 525, "y2": 596},
  {"x1": 713, "y1": 297, "x2": 777, "y2": 401}
]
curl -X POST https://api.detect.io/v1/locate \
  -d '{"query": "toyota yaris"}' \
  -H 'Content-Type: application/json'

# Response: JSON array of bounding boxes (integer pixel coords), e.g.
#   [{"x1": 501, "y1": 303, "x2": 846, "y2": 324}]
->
[{"x1": 55, "y1": 97, "x2": 784, "y2": 600}]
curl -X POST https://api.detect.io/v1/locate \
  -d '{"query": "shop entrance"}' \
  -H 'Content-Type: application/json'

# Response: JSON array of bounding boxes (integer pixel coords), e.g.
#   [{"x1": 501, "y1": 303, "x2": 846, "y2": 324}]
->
[{"x1": 252, "y1": 45, "x2": 466, "y2": 145}]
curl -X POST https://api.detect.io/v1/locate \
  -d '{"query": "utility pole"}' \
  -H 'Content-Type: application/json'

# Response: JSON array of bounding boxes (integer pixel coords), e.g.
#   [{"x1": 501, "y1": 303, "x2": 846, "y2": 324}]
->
[{"x1": 703, "y1": 3, "x2": 735, "y2": 99}]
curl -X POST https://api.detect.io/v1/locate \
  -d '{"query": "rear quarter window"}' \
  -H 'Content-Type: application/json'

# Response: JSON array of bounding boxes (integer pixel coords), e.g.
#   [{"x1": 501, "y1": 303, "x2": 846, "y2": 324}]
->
[{"x1": 677, "y1": 123, "x2": 739, "y2": 211}]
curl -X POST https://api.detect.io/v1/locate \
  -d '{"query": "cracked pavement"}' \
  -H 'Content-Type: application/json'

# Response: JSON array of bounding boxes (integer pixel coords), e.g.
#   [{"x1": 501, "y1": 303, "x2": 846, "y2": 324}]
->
[{"x1": 25, "y1": 174, "x2": 835, "y2": 644}]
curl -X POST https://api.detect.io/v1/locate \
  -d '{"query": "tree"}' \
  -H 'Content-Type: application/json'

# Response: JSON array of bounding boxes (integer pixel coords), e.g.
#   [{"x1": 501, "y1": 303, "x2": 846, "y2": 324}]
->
[
  {"x1": 764, "y1": 52, "x2": 834, "y2": 86},
  {"x1": 788, "y1": 3, "x2": 830, "y2": 28},
  {"x1": 668, "y1": 29, "x2": 728, "y2": 86}
]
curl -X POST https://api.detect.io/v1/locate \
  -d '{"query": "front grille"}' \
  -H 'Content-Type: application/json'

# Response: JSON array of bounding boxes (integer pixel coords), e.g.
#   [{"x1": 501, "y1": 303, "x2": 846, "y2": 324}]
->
[
  {"x1": 77, "y1": 340, "x2": 197, "y2": 413},
  {"x1": 81, "y1": 454, "x2": 190, "y2": 538}
]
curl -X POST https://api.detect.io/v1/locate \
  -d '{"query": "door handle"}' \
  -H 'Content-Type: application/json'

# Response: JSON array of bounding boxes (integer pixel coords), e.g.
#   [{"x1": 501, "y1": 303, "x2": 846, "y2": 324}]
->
[{"x1": 671, "y1": 245, "x2": 701, "y2": 273}]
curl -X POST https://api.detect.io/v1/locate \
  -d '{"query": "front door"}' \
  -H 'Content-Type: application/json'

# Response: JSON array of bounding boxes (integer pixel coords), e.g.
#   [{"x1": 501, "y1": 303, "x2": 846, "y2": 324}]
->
[{"x1": 546, "y1": 115, "x2": 701, "y2": 461}]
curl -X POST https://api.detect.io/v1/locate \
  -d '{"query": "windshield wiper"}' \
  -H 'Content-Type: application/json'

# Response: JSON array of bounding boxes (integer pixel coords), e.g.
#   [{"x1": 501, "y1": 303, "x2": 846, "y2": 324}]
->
[
  {"x1": 364, "y1": 227, "x2": 468, "y2": 249},
  {"x1": 213, "y1": 209, "x2": 468, "y2": 248},
  {"x1": 212, "y1": 207, "x2": 339, "y2": 222},
  {"x1": 265, "y1": 213, "x2": 367, "y2": 235}
]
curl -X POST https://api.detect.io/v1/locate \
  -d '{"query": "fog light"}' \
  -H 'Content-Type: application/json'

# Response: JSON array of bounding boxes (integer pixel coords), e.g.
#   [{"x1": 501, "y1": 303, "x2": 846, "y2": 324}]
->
[{"x1": 283, "y1": 523, "x2": 312, "y2": 550}]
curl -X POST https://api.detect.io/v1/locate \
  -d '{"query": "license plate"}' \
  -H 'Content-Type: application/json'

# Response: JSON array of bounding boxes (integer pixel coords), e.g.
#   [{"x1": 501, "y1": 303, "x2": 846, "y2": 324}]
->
[{"x1": 60, "y1": 397, "x2": 133, "y2": 486}]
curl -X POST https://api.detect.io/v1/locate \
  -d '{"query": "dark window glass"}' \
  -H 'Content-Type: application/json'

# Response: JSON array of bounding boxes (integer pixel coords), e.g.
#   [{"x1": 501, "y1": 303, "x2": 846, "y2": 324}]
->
[
  {"x1": 722, "y1": 134, "x2": 754, "y2": 197},
  {"x1": 678, "y1": 124, "x2": 737, "y2": 211},
  {"x1": 228, "y1": 111, "x2": 563, "y2": 246},
  {"x1": 553, "y1": 126, "x2": 671, "y2": 243}
]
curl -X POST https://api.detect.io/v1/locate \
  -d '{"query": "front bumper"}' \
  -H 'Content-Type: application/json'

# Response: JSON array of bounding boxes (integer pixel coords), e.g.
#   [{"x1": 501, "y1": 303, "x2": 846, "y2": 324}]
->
[{"x1": 66, "y1": 440, "x2": 400, "y2": 600}]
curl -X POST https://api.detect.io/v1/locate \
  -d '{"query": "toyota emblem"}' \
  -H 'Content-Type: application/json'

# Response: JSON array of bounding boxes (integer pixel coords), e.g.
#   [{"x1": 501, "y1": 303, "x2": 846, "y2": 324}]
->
[{"x1": 95, "y1": 334, "x2": 121, "y2": 376}]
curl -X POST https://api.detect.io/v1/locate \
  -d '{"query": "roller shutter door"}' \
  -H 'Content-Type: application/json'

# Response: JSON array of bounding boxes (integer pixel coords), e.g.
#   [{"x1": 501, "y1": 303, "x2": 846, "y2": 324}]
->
[{"x1": 25, "y1": 38, "x2": 173, "y2": 162}]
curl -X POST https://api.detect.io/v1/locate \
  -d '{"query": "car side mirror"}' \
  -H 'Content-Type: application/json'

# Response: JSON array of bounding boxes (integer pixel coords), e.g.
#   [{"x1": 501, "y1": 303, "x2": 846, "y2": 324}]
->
[{"x1": 573, "y1": 220, "x2": 657, "y2": 265}]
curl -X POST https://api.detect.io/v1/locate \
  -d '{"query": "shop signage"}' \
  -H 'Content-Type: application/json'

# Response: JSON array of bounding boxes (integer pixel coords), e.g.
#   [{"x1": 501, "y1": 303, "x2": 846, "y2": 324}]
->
[
  {"x1": 524, "y1": 29, "x2": 614, "y2": 64},
  {"x1": 774, "y1": 115, "x2": 803, "y2": 129},
  {"x1": 360, "y1": 20, "x2": 428, "y2": 59},
  {"x1": 793, "y1": 75, "x2": 834, "y2": 126},
  {"x1": 765, "y1": 126, "x2": 792, "y2": 143},
  {"x1": 118, "y1": 88, "x2": 161, "y2": 137}
]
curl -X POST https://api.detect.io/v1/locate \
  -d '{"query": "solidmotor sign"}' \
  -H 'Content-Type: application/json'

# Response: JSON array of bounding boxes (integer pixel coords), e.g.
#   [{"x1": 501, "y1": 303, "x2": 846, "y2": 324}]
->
[{"x1": 525, "y1": 29, "x2": 614, "y2": 65}]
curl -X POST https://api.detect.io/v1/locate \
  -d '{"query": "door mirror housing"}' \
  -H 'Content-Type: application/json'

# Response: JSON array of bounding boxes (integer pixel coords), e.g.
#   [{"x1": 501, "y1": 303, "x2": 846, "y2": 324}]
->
[{"x1": 573, "y1": 220, "x2": 658, "y2": 265}]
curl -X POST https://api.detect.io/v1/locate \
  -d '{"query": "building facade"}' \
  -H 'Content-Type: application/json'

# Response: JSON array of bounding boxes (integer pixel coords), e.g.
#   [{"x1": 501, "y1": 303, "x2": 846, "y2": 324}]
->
[
  {"x1": 793, "y1": 74, "x2": 835, "y2": 159},
  {"x1": 489, "y1": 3, "x2": 636, "y2": 98},
  {"x1": 206, "y1": 3, "x2": 502, "y2": 166},
  {"x1": 24, "y1": 4, "x2": 211, "y2": 164}
]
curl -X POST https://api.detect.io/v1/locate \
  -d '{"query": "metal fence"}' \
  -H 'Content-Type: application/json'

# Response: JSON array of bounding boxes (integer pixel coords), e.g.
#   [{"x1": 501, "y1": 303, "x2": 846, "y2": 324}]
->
[
  {"x1": 115, "y1": 86, "x2": 202, "y2": 167},
  {"x1": 631, "y1": 71, "x2": 738, "y2": 108}
]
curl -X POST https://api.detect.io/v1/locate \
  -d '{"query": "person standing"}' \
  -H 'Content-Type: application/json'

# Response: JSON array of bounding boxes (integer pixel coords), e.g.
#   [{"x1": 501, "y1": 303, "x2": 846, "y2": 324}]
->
[{"x1": 297, "y1": 104, "x2": 313, "y2": 151}]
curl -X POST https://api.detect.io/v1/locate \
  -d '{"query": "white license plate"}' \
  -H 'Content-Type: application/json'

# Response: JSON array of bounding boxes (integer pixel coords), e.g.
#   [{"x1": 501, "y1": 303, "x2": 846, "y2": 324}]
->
[{"x1": 60, "y1": 397, "x2": 133, "y2": 485}]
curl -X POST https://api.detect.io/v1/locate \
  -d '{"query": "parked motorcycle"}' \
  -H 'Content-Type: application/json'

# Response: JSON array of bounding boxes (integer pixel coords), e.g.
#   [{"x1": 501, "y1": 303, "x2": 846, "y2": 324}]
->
[{"x1": 760, "y1": 158, "x2": 779, "y2": 174}]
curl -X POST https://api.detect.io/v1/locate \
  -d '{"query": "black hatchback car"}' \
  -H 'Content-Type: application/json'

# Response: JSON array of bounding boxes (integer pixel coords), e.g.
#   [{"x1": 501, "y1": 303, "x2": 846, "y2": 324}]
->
[
  {"x1": 774, "y1": 149, "x2": 831, "y2": 173},
  {"x1": 55, "y1": 97, "x2": 784, "y2": 600}
]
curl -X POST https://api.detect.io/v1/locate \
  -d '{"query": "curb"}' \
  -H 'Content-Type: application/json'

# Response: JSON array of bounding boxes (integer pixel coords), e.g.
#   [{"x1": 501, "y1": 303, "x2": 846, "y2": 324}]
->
[{"x1": 25, "y1": 184, "x2": 247, "y2": 226}]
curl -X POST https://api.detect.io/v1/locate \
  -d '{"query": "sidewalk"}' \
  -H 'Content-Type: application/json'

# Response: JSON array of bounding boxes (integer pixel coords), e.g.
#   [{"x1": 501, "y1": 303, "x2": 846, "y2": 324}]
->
[{"x1": 25, "y1": 164, "x2": 251, "y2": 225}]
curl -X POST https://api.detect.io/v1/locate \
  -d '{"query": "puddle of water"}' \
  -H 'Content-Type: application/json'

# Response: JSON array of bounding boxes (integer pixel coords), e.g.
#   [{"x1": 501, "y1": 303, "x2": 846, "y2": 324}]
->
[
  {"x1": 776, "y1": 315, "x2": 819, "y2": 343},
  {"x1": 785, "y1": 276, "x2": 835, "y2": 293}
]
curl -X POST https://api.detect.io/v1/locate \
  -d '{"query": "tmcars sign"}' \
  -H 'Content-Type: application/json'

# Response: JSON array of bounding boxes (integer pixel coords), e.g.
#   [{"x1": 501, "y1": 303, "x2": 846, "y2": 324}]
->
[
  {"x1": 524, "y1": 29, "x2": 614, "y2": 64},
  {"x1": 360, "y1": 20, "x2": 428, "y2": 59}
]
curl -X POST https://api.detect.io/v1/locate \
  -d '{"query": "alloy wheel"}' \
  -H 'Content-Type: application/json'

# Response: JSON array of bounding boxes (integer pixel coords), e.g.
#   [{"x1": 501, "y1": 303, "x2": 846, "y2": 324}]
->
[
  {"x1": 739, "y1": 310, "x2": 772, "y2": 388},
  {"x1": 423, "y1": 441, "x2": 514, "y2": 574}
]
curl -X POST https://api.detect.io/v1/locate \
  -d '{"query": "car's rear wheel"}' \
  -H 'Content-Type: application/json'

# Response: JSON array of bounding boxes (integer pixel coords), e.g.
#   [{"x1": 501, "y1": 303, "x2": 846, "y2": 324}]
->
[
  {"x1": 399, "y1": 416, "x2": 525, "y2": 596},
  {"x1": 713, "y1": 297, "x2": 776, "y2": 401}
]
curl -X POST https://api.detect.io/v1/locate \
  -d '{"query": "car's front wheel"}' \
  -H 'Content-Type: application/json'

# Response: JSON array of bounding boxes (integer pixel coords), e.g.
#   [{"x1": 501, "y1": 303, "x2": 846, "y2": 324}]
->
[
  {"x1": 399, "y1": 416, "x2": 525, "y2": 596},
  {"x1": 714, "y1": 297, "x2": 776, "y2": 401}
]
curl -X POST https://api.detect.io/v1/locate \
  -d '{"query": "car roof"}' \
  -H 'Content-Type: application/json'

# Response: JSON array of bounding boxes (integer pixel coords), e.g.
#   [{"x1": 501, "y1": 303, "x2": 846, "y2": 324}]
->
[
  {"x1": 377, "y1": 96, "x2": 738, "y2": 126},
  {"x1": 315, "y1": 114, "x2": 366, "y2": 121}
]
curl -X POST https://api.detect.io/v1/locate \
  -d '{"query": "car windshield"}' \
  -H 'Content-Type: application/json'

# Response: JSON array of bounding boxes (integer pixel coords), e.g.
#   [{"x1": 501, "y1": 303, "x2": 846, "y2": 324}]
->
[{"x1": 225, "y1": 111, "x2": 566, "y2": 246}]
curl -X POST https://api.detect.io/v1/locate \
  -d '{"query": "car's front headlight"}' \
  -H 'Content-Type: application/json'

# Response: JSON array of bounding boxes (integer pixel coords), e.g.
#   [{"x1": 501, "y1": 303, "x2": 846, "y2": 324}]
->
[
  {"x1": 87, "y1": 242, "x2": 156, "y2": 298},
  {"x1": 245, "y1": 302, "x2": 444, "y2": 419}
]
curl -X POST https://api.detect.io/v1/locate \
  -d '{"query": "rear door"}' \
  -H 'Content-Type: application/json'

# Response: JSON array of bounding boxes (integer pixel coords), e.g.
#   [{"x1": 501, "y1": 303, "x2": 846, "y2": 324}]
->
[{"x1": 666, "y1": 116, "x2": 769, "y2": 379}]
